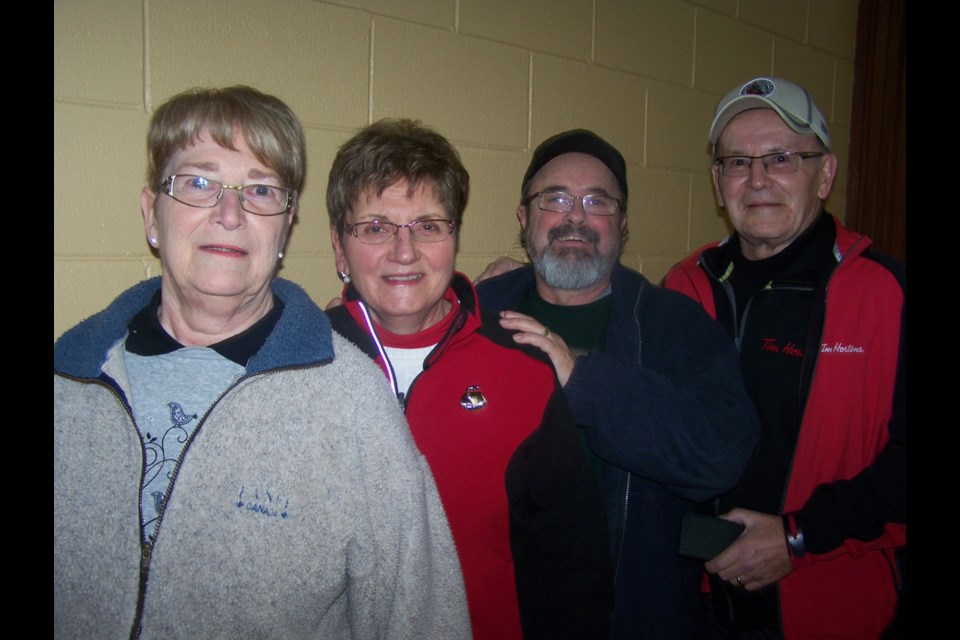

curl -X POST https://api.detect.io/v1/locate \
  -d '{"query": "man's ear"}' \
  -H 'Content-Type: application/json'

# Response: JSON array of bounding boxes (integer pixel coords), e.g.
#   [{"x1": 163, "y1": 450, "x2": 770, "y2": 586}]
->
[
  {"x1": 517, "y1": 205, "x2": 529, "y2": 231},
  {"x1": 711, "y1": 163, "x2": 725, "y2": 208},
  {"x1": 817, "y1": 154, "x2": 839, "y2": 200}
]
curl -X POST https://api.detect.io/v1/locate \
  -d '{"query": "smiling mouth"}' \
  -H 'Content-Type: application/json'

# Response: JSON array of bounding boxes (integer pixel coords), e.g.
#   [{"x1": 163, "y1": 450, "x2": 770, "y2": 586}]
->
[
  {"x1": 556, "y1": 234, "x2": 590, "y2": 243},
  {"x1": 550, "y1": 232, "x2": 596, "y2": 255},
  {"x1": 383, "y1": 274, "x2": 423, "y2": 283},
  {"x1": 548, "y1": 223, "x2": 600, "y2": 246}
]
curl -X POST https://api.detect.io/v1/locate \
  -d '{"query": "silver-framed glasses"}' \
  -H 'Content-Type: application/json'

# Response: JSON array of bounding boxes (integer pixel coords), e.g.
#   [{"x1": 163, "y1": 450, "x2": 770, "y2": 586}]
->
[
  {"x1": 714, "y1": 151, "x2": 825, "y2": 177},
  {"x1": 160, "y1": 174, "x2": 294, "y2": 216},
  {"x1": 525, "y1": 190, "x2": 622, "y2": 216},
  {"x1": 346, "y1": 219, "x2": 455, "y2": 244}
]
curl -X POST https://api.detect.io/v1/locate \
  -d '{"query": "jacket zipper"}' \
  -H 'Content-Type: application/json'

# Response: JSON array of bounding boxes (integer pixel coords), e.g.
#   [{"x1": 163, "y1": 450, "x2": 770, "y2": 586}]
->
[
  {"x1": 773, "y1": 258, "x2": 837, "y2": 518},
  {"x1": 356, "y1": 299, "x2": 466, "y2": 411},
  {"x1": 722, "y1": 262, "x2": 842, "y2": 636},
  {"x1": 710, "y1": 267, "x2": 820, "y2": 633},
  {"x1": 613, "y1": 472, "x2": 631, "y2": 583},
  {"x1": 400, "y1": 312, "x2": 465, "y2": 411},
  {"x1": 614, "y1": 281, "x2": 644, "y2": 583},
  {"x1": 128, "y1": 379, "x2": 237, "y2": 639}
]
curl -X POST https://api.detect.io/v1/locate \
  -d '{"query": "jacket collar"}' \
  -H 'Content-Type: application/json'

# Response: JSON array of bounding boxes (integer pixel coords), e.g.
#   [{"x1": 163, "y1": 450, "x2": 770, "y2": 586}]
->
[
  {"x1": 332, "y1": 273, "x2": 481, "y2": 397},
  {"x1": 476, "y1": 260, "x2": 654, "y2": 317},
  {"x1": 54, "y1": 277, "x2": 335, "y2": 379},
  {"x1": 698, "y1": 210, "x2": 869, "y2": 285}
]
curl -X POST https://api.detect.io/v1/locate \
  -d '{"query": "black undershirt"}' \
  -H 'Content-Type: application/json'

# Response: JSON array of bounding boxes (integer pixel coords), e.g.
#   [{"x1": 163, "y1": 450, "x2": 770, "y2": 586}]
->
[
  {"x1": 125, "y1": 291, "x2": 284, "y2": 366},
  {"x1": 517, "y1": 286, "x2": 612, "y2": 482}
]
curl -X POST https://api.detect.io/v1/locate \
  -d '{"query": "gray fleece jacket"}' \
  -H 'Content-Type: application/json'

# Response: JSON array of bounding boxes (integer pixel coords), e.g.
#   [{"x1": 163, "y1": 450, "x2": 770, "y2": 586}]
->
[{"x1": 54, "y1": 277, "x2": 471, "y2": 639}]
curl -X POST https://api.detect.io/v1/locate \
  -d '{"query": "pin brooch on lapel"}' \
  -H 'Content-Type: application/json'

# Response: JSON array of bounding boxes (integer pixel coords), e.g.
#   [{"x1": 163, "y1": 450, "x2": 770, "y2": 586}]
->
[{"x1": 459, "y1": 385, "x2": 487, "y2": 410}]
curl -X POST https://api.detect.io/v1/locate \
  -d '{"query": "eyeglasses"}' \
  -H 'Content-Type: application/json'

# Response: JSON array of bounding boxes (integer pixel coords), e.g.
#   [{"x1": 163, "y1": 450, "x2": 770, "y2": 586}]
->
[
  {"x1": 160, "y1": 174, "x2": 294, "y2": 216},
  {"x1": 345, "y1": 219, "x2": 455, "y2": 245},
  {"x1": 525, "y1": 190, "x2": 622, "y2": 216},
  {"x1": 714, "y1": 151, "x2": 825, "y2": 177}
]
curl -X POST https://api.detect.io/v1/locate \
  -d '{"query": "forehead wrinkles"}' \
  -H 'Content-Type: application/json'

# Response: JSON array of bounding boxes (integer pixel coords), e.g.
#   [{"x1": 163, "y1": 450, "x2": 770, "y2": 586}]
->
[
  {"x1": 351, "y1": 182, "x2": 444, "y2": 220},
  {"x1": 717, "y1": 111, "x2": 820, "y2": 156},
  {"x1": 719, "y1": 139, "x2": 821, "y2": 158},
  {"x1": 360, "y1": 181, "x2": 438, "y2": 206},
  {"x1": 717, "y1": 129, "x2": 800, "y2": 155},
  {"x1": 165, "y1": 131, "x2": 270, "y2": 173}
]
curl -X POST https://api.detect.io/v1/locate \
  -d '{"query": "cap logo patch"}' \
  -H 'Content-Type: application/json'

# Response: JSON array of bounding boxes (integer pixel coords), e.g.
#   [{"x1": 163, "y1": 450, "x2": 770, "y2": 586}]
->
[{"x1": 741, "y1": 78, "x2": 775, "y2": 97}]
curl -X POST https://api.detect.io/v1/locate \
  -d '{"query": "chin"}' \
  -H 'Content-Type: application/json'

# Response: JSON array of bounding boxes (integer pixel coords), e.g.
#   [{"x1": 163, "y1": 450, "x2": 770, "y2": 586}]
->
[
  {"x1": 552, "y1": 246, "x2": 593, "y2": 259},
  {"x1": 191, "y1": 275, "x2": 265, "y2": 298}
]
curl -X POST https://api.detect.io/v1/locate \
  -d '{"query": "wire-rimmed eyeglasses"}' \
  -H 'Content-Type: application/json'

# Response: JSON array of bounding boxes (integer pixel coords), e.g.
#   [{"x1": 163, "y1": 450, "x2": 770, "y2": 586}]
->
[
  {"x1": 160, "y1": 174, "x2": 294, "y2": 216},
  {"x1": 714, "y1": 151, "x2": 825, "y2": 178},
  {"x1": 524, "y1": 190, "x2": 622, "y2": 216},
  {"x1": 345, "y1": 219, "x2": 455, "y2": 245}
]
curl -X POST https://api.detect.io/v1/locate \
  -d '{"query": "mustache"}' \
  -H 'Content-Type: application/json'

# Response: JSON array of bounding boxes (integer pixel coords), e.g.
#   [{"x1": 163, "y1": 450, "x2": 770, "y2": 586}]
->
[{"x1": 546, "y1": 223, "x2": 600, "y2": 245}]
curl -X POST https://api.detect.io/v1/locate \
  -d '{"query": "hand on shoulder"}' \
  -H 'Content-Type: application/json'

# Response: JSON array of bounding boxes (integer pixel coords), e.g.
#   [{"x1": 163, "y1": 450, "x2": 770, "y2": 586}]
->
[{"x1": 474, "y1": 256, "x2": 524, "y2": 284}]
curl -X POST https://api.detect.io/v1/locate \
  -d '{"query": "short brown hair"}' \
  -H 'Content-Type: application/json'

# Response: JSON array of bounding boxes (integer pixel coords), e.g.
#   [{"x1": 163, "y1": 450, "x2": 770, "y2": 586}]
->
[
  {"x1": 327, "y1": 118, "x2": 469, "y2": 239},
  {"x1": 146, "y1": 85, "x2": 306, "y2": 197}
]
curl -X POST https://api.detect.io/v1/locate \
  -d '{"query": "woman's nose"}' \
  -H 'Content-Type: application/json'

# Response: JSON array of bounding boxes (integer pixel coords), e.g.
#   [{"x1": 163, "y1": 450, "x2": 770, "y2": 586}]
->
[
  {"x1": 388, "y1": 226, "x2": 418, "y2": 263},
  {"x1": 212, "y1": 188, "x2": 246, "y2": 229}
]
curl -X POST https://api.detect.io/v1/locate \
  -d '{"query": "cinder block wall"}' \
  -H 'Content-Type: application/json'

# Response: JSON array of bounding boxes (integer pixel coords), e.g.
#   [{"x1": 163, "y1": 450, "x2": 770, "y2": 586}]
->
[{"x1": 54, "y1": 0, "x2": 857, "y2": 340}]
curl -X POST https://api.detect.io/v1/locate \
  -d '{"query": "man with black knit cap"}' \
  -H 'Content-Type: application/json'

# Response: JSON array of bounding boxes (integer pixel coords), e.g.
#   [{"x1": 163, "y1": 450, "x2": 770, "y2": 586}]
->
[
  {"x1": 476, "y1": 130, "x2": 760, "y2": 639},
  {"x1": 664, "y1": 77, "x2": 906, "y2": 638}
]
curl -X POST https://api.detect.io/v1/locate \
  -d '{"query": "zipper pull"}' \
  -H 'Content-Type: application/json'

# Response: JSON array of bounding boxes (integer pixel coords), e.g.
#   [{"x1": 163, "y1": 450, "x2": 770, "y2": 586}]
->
[{"x1": 141, "y1": 540, "x2": 154, "y2": 574}]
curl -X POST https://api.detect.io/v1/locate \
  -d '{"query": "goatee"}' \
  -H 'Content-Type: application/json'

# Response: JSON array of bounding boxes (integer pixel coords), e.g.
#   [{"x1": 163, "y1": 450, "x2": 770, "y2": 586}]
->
[{"x1": 527, "y1": 223, "x2": 619, "y2": 291}]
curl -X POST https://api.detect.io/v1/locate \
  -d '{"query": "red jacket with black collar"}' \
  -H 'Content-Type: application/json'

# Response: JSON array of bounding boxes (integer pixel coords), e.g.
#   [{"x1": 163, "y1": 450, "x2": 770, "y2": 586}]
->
[
  {"x1": 327, "y1": 273, "x2": 613, "y2": 640},
  {"x1": 664, "y1": 214, "x2": 906, "y2": 639}
]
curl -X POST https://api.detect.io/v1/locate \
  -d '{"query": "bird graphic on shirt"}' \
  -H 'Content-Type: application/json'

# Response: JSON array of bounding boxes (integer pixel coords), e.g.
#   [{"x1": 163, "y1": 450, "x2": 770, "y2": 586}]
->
[
  {"x1": 168, "y1": 402, "x2": 198, "y2": 427},
  {"x1": 151, "y1": 491, "x2": 165, "y2": 514}
]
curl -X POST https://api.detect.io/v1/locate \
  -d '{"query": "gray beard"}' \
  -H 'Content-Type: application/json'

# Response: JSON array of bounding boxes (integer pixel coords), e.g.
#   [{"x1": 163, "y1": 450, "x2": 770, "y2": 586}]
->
[{"x1": 527, "y1": 223, "x2": 619, "y2": 291}]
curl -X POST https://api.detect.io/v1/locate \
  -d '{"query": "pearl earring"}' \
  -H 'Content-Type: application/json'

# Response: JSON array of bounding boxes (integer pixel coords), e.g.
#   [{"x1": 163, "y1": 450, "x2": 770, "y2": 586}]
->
[
  {"x1": 149, "y1": 237, "x2": 158, "y2": 247},
  {"x1": 278, "y1": 251, "x2": 284, "y2": 259},
  {"x1": 340, "y1": 271, "x2": 351, "y2": 284}
]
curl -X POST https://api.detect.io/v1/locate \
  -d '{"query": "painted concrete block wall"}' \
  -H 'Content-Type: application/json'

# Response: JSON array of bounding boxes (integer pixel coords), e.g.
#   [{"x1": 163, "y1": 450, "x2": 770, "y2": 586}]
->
[{"x1": 54, "y1": 0, "x2": 858, "y2": 340}]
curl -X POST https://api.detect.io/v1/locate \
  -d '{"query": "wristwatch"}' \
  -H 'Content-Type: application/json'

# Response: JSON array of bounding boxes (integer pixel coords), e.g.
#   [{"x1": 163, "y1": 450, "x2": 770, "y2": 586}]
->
[{"x1": 782, "y1": 513, "x2": 806, "y2": 558}]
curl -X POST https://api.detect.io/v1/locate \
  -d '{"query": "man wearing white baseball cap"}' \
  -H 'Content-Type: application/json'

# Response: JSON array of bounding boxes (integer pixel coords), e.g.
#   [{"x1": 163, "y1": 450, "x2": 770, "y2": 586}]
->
[{"x1": 665, "y1": 77, "x2": 906, "y2": 638}]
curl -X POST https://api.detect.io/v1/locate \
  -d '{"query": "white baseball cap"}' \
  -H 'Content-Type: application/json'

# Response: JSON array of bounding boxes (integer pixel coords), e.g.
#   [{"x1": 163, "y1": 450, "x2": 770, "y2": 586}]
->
[{"x1": 709, "y1": 77, "x2": 831, "y2": 150}]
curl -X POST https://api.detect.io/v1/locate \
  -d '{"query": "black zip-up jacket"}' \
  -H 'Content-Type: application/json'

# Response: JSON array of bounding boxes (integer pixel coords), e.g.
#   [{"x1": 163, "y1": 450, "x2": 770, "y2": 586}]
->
[{"x1": 477, "y1": 263, "x2": 760, "y2": 639}]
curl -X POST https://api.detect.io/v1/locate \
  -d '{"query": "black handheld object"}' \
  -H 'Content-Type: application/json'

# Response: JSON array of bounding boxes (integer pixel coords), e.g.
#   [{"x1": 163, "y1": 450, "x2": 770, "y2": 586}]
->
[{"x1": 678, "y1": 513, "x2": 745, "y2": 561}]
